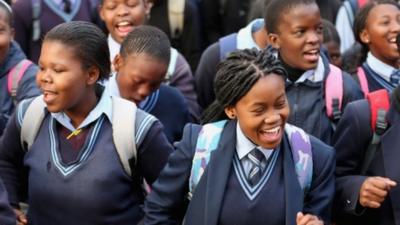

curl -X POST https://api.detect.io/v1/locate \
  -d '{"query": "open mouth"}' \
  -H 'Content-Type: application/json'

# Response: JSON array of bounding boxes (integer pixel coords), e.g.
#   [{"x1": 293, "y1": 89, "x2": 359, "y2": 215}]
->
[
  {"x1": 259, "y1": 126, "x2": 282, "y2": 145},
  {"x1": 115, "y1": 21, "x2": 134, "y2": 37},
  {"x1": 303, "y1": 49, "x2": 320, "y2": 62}
]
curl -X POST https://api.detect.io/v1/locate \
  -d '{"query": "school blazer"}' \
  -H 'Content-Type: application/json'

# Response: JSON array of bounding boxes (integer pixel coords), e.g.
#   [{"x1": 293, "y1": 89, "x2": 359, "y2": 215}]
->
[
  {"x1": 145, "y1": 120, "x2": 335, "y2": 225},
  {"x1": 333, "y1": 99, "x2": 400, "y2": 225}
]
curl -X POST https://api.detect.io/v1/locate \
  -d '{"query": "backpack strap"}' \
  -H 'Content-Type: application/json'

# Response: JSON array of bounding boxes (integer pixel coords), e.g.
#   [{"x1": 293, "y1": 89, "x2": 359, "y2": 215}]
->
[
  {"x1": 325, "y1": 64, "x2": 343, "y2": 122},
  {"x1": 284, "y1": 123, "x2": 313, "y2": 192},
  {"x1": 188, "y1": 120, "x2": 228, "y2": 199},
  {"x1": 7, "y1": 59, "x2": 33, "y2": 104},
  {"x1": 188, "y1": 121, "x2": 313, "y2": 199},
  {"x1": 360, "y1": 89, "x2": 390, "y2": 175},
  {"x1": 219, "y1": 33, "x2": 237, "y2": 60},
  {"x1": 343, "y1": 0, "x2": 356, "y2": 26},
  {"x1": 168, "y1": 0, "x2": 185, "y2": 39},
  {"x1": 111, "y1": 96, "x2": 137, "y2": 177},
  {"x1": 165, "y1": 48, "x2": 179, "y2": 85},
  {"x1": 356, "y1": 66, "x2": 369, "y2": 97},
  {"x1": 31, "y1": 0, "x2": 41, "y2": 41},
  {"x1": 20, "y1": 96, "x2": 46, "y2": 151}
]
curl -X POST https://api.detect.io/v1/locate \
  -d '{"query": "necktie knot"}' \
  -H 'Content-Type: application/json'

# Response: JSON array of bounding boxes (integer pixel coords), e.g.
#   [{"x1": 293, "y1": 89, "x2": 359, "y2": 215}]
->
[
  {"x1": 62, "y1": 0, "x2": 71, "y2": 13},
  {"x1": 390, "y1": 69, "x2": 400, "y2": 86},
  {"x1": 247, "y1": 148, "x2": 265, "y2": 187}
]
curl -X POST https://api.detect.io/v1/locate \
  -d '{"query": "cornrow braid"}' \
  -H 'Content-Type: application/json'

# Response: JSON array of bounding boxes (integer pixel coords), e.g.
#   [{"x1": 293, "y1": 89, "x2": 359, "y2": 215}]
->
[
  {"x1": 120, "y1": 25, "x2": 171, "y2": 65},
  {"x1": 201, "y1": 48, "x2": 287, "y2": 124}
]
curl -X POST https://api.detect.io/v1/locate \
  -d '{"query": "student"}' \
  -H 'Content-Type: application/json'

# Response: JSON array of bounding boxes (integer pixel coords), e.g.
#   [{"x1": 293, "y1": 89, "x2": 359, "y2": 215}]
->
[
  {"x1": 145, "y1": 48, "x2": 334, "y2": 225},
  {"x1": 352, "y1": 1, "x2": 400, "y2": 94},
  {"x1": 265, "y1": 0, "x2": 363, "y2": 144},
  {"x1": 322, "y1": 19, "x2": 342, "y2": 68},
  {"x1": 99, "y1": 0, "x2": 201, "y2": 122},
  {"x1": 107, "y1": 25, "x2": 191, "y2": 143},
  {"x1": 0, "y1": 0, "x2": 40, "y2": 137},
  {"x1": 0, "y1": 21, "x2": 173, "y2": 225},
  {"x1": 332, "y1": 88, "x2": 400, "y2": 225},
  {"x1": 195, "y1": 16, "x2": 270, "y2": 109},
  {"x1": 11, "y1": 0, "x2": 102, "y2": 63}
]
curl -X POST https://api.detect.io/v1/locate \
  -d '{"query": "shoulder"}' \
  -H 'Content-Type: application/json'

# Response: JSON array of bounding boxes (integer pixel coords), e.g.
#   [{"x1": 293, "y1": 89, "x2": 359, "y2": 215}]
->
[
  {"x1": 309, "y1": 135, "x2": 335, "y2": 162},
  {"x1": 199, "y1": 42, "x2": 220, "y2": 62},
  {"x1": 159, "y1": 85, "x2": 187, "y2": 105}
]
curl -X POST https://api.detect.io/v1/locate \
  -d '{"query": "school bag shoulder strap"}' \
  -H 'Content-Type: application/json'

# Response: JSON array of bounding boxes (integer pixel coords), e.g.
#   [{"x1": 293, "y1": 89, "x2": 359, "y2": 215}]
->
[
  {"x1": 111, "y1": 96, "x2": 137, "y2": 176},
  {"x1": 31, "y1": 0, "x2": 41, "y2": 41},
  {"x1": 325, "y1": 64, "x2": 343, "y2": 121},
  {"x1": 356, "y1": 66, "x2": 369, "y2": 97},
  {"x1": 7, "y1": 59, "x2": 34, "y2": 104},
  {"x1": 219, "y1": 33, "x2": 238, "y2": 60},
  {"x1": 165, "y1": 48, "x2": 179, "y2": 84},
  {"x1": 188, "y1": 120, "x2": 313, "y2": 198},
  {"x1": 168, "y1": 0, "x2": 185, "y2": 39},
  {"x1": 20, "y1": 95, "x2": 46, "y2": 151},
  {"x1": 360, "y1": 89, "x2": 390, "y2": 174}
]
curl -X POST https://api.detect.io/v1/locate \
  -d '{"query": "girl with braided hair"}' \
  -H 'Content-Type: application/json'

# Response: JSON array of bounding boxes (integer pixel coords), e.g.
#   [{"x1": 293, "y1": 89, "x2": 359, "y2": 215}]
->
[{"x1": 144, "y1": 48, "x2": 335, "y2": 225}]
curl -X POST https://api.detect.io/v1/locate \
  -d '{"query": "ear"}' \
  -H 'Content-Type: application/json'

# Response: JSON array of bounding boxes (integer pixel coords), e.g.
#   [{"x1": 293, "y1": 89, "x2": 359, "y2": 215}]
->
[
  {"x1": 359, "y1": 29, "x2": 370, "y2": 45},
  {"x1": 268, "y1": 33, "x2": 280, "y2": 49},
  {"x1": 98, "y1": 4, "x2": 105, "y2": 21},
  {"x1": 86, "y1": 66, "x2": 100, "y2": 86},
  {"x1": 144, "y1": 0, "x2": 153, "y2": 17},
  {"x1": 224, "y1": 106, "x2": 236, "y2": 120},
  {"x1": 113, "y1": 54, "x2": 123, "y2": 72}
]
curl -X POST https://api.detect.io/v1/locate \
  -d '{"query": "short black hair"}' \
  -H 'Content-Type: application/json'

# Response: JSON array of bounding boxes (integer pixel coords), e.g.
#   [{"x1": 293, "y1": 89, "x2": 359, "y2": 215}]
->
[
  {"x1": 265, "y1": 0, "x2": 316, "y2": 34},
  {"x1": 322, "y1": 19, "x2": 340, "y2": 45},
  {"x1": 201, "y1": 48, "x2": 287, "y2": 124},
  {"x1": 44, "y1": 21, "x2": 111, "y2": 81},
  {"x1": 120, "y1": 25, "x2": 171, "y2": 65}
]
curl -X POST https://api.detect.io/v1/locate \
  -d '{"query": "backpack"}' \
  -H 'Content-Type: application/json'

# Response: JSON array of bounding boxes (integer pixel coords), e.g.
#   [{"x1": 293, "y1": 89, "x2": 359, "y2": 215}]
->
[
  {"x1": 355, "y1": 66, "x2": 369, "y2": 97},
  {"x1": 218, "y1": 35, "x2": 345, "y2": 122},
  {"x1": 168, "y1": 0, "x2": 185, "y2": 41},
  {"x1": 19, "y1": 95, "x2": 155, "y2": 177},
  {"x1": 360, "y1": 89, "x2": 390, "y2": 174},
  {"x1": 7, "y1": 59, "x2": 33, "y2": 105},
  {"x1": 31, "y1": 0, "x2": 99, "y2": 41},
  {"x1": 187, "y1": 120, "x2": 313, "y2": 199}
]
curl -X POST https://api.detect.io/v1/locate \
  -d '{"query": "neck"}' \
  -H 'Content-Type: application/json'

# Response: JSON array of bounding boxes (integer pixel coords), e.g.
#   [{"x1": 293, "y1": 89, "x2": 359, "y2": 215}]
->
[
  {"x1": 278, "y1": 54, "x2": 306, "y2": 82},
  {"x1": 252, "y1": 28, "x2": 269, "y2": 49},
  {"x1": 66, "y1": 88, "x2": 99, "y2": 128}
]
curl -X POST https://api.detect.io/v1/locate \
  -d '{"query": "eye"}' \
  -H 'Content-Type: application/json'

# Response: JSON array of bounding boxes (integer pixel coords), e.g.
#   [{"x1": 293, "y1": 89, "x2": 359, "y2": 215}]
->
[
  {"x1": 275, "y1": 99, "x2": 287, "y2": 109},
  {"x1": 104, "y1": 2, "x2": 116, "y2": 10},
  {"x1": 127, "y1": 0, "x2": 139, "y2": 7},
  {"x1": 294, "y1": 29, "x2": 305, "y2": 37},
  {"x1": 316, "y1": 25, "x2": 323, "y2": 34}
]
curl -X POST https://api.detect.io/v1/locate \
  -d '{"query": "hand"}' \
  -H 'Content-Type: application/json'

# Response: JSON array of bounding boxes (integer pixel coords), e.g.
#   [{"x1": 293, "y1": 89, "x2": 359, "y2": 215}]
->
[
  {"x1": 359, "y1": 176, "x2": 396, "y2": 208},
  {"x1": 296, "y1": 212, "x2": 323, "y2": 225},
  {"x1": 13, "y1": 208, "x2": 27, "y2": 225}
]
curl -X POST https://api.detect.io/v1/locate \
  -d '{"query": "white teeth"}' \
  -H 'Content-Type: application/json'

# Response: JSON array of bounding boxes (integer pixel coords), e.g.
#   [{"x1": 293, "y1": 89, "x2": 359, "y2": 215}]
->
[
  {"x1": 117, "y1": 21, "x2": 130, "y2": 26},
  {"x1": 263, "y1": 127, "x2": 280, "y2": 134}
]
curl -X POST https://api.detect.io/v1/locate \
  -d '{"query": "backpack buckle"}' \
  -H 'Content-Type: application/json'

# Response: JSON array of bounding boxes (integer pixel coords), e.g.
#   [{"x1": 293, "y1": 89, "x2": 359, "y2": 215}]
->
[
  {"x1": 375, "y1": 109, "x2": 388, "y2": 135},
  {"x1": 332, "y1": 98, "x2": 341, "y2": 121}
]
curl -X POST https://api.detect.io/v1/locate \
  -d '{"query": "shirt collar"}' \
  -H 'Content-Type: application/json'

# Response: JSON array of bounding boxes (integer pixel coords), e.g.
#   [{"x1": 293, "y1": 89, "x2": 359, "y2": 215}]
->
[
  {"x1": 366, "y1": 52, "x2": 396, "y2": 83},
  {"x1": 108, "y1": 35, "x2": 121, "y2": 63},
  {"x1": 294, "y1": 57, "x2": 325, "y2": 83},
  {"x1": 237, "y1": 19, "x2": 264, "y2": 50},
  {"x1": 52, "y1": 87, "x2": 113, "y2": 131},
  {"x1": 235, "y1": 122, "x2": 274, "y2": 160}
]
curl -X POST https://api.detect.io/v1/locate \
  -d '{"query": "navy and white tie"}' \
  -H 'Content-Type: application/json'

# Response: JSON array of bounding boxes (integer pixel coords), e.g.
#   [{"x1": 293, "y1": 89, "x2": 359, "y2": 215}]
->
[
  {"x1": 247, "y1": 148, "x2": 265, "y2": 187},
  {"x1": 390, "y1": 69, "x2": 400, "y2": 86}
]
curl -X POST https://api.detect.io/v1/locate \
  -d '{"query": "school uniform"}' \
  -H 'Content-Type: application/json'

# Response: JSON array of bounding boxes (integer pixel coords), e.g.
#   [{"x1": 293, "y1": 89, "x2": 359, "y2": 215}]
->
[
  {"x1": 333, "y1": 99, "x2": 400, "y2": 225},
  {"x1": 285, "y1": 55, "x2": 364, "y2": 145},
  {"x1": 195, "y1": 19, "x2": 264, "y2": 109},
  {"x1": 145, "y1": 120, "x2": 335, "y2": 225},
  {"x1": 0, "y1": 41, "x2": 40, "y2": 137},
  {"x1": 0, "y1": 89, "x2": 173, "y2": 225},
  {"x1": 108, "y1": 35, "x2": 201, "y2": 122},
  {"x1": 335, "y1": 1, "x2": 356, "y2": 53},
  {"x1": 0, "y1": 178, "x2": 15, "y2": 225},
  {"x1": 12, "y1": 0, "x2": 100, "y2": 63},
  {"x1": 107, "y1": 75, "x2": 191, "y2": 143},
  {"x1": 360, "y1": 52, "x2": 399, "y2": 93}
]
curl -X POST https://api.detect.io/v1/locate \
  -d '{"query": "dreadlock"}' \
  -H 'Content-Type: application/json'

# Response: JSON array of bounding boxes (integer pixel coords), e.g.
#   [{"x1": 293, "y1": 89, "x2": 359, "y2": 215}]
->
[
  {"x1": 120, "y1": 25, "x2": 171, "y2": 65},
  {"x1": 201, "y1": 48, "x2": 287, "y2": 124}
]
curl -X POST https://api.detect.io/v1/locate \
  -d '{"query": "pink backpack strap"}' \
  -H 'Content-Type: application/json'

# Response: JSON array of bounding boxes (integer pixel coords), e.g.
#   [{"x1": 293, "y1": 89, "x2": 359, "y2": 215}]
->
[
  {"x1": 356, "y1": 66, "x2": 369, "y2": 97},
  {"x1": 325, "y1": 64, "x2": 343, "y2": 120},
  {"x1": 7, "y1": 59, "x2": 33, "y2": 99}
]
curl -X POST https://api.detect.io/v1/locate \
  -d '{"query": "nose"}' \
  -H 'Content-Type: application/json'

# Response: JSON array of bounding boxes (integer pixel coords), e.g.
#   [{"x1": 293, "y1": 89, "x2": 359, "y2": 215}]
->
[
  {"x1": 307, "y1": 31, "x2": 321, "y2": 45},
  {"x1": 39, "y1": 69, "x2": 52, "y2": 83},
  {"x1": 137, "y1": 85, "x2": 152, "y2": 99},
  {"x1": 263, "y1": 110, "x2": 281, "y2": 124},
  {"x1": 116, "y1": 5, "x2": 129, "y2": 17}
]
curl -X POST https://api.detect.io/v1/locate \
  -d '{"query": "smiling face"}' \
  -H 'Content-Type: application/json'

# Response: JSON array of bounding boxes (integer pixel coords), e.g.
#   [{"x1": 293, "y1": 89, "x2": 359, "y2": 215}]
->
[
  {"x1": 360, "y1": 4, "x2": 400, "y2": 68},
  {"x1": 36, "y1": 41, "x2": 99, "y2": 115},
  {"x1": 114, "y1": 53, "x2": 167, "y2": 104},
  {"x1": 99, "y1": 0, "x2": 150, "y2": 44},
  {"x1": 225, "y1": 74, "x2": 290, "y2": 149},
  {"x1": 268, "y1": 3, "x2": 323, "y2": 70}
]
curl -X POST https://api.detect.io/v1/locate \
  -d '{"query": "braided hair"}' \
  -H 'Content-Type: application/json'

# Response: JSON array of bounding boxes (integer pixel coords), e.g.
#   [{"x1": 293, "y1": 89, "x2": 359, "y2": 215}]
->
[
  {"x1": 119, "y1": 25, "x2": 171, "y2": 64},
  {"x1": 201, "y1": 48, "x2": 287, "y2": 124}
]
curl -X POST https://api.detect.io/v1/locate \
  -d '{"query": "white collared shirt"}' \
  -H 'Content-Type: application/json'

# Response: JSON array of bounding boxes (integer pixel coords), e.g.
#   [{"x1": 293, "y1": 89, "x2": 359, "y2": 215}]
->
[
  {"x1": 52, "y1": 87, "x2": 113, "y2": 132},
  {"x1": 366, "y1": 52, "x2": 397, "y2": 83},
  {"x1": 236, "y1": 123, "x2": 274, "y2": 176},
  {"x1": 293, "y1": 57, "x2": 325, "y2": 84},
  {"x1": 236, "y1": 19, "x2": 265, "y2": 50},
  {"x1": 108, "y1": 35, "x2": 121, "y2": 63}
]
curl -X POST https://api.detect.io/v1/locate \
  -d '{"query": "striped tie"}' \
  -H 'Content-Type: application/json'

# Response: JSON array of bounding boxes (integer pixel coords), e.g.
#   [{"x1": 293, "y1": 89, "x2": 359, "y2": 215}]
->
[{"x1": 247, "y1": 148, "x2": 265, "y2": 187}]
